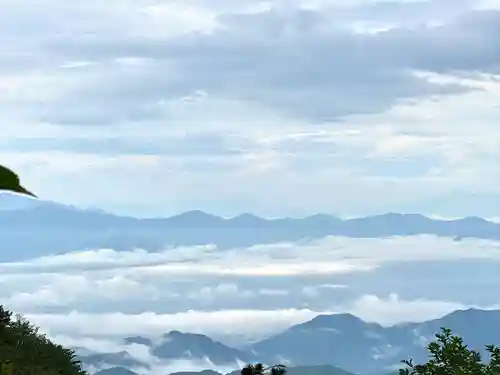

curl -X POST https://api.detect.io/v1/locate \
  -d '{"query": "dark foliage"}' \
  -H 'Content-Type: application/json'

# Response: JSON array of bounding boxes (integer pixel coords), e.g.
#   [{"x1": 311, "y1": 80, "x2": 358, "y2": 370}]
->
[
  {"x1": 0, "y1": 164, "x2": 36, "y2": 197},
  {"x1": 400, "y1": 327, "x2": 500, "y2": 375},
  {"x1": 0, "y1": 305, "x2": 85, "y2": 375}
]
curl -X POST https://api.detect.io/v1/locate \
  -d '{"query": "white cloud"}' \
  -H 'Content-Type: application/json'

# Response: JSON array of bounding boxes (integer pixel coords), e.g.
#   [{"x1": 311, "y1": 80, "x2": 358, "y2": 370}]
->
[
  {"x1": 3, "y1": 235, "x2": 500, "y2": 277},
  {"x1": 1, "y1": 235, "x2": 499, "y2": 316},
  {"x1": 344, "y1": 293, "x2": 469, "y2": 326},
  {"x1": 23, "y1": 295, "x2": 497, "y2": 352},
  {"x1": 26, "y1": 309, "x2": 320, "y2": 341},
  {"x1": 302, "y1": 284, "x2": 348, "y2": 298}
]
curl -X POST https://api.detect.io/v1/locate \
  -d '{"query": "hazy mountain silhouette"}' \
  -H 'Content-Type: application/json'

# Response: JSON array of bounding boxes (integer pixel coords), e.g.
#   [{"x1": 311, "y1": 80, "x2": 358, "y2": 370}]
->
[
  {"x1": 151, "y1": 330, "x2": 254, "y2": 365},
  {"x1": 250, "y1": 308, "x2": 500, "y2": 374},
  {"x1": 1, "y1": 193, "x2": 499, "y2": 261},
  {"x1": 171, "y1": 370, "x2": 223, "y2": 375},
  {"x1": 123, "y1": 336, "x2": 153, "y2": 347},
  {"x1": 93, "y1": 367, "x2": 139, "y2": 375},
  {"x1": 81, "y1": 309, "x2": 500, "y2": 375},
  {"x1": 78, "y1": 352, "x2": 147, "y2": 369},
  {"x1": 93, "y1": 366, "x2": 356, "y2": 375},
  {"x1": 225, "y1": 365, "x2": 356, "y2": 375}
]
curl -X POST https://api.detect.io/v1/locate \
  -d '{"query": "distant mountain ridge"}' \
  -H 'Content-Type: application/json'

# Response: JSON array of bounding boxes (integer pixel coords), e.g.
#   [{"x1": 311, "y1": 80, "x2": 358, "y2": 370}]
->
[
  {"x1": 93, "y1": 365, "x2": 356, "y2": 375},
  {"x1": 151, "y1": 330, "x2": 253, "y2": 365},
  {"x1": 81, "y1": 308, "x2": 500, "y2": 375},
  {"x1": 251, "y1": 308, "x2": 500, "y2": 374},
  {"x1": 79, "y1": 330, "x2": 254, "y2": 374},
  {"x1": 0, "y1": 193, "x2": 499, "y2": 261}
]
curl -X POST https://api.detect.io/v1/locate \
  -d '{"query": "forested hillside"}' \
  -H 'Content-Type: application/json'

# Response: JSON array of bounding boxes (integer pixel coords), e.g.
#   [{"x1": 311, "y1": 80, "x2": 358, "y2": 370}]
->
[{"x1": 0, "y1": 305, "x2": 85, "y2": 375}]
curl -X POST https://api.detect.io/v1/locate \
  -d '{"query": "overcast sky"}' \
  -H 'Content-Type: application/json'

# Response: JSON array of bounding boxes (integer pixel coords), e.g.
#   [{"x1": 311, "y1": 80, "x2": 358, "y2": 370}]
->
[{"x1": 1, "y1": 0, "x2": 499, "y2": 217}]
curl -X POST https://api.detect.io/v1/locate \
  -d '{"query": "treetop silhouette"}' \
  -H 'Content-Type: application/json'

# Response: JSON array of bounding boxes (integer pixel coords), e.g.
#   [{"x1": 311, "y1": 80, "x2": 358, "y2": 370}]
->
[{"x1": 0, "y1": 164, "x2": 36, "y2": 197}]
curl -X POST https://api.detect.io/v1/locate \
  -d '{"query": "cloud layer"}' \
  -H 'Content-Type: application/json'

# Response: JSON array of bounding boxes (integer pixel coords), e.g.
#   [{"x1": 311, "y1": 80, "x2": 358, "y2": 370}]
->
[{"x1": 1, "y1": 235, "x2": 500, "y2": 347}]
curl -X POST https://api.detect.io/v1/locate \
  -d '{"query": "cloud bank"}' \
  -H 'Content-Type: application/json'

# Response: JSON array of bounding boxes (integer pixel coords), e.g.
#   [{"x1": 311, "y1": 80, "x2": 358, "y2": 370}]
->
[{"x1": 0, "y1": 235, "x2": 499, "y2": 347}]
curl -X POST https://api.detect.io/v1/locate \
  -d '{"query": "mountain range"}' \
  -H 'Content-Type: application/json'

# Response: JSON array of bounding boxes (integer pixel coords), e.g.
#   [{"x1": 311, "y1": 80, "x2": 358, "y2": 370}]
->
[
  {"x1": 92, "y1": 366, "x2": 356, "y2": 375},
  {"x1": 1, "y1": 193, "x2": 499, "y2": 261},
  {"x1": 78, "y1": 308, "x2": 500, "y2": 375},
  {"x1": 93, "y1": 365, "x2": 356, "y2": 375}
]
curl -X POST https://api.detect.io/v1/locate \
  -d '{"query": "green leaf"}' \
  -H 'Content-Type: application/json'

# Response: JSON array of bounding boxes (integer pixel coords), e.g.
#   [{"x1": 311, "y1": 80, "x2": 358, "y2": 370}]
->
[{"x1": 0, "y1": 164, "x2": 36, "y2": 197}]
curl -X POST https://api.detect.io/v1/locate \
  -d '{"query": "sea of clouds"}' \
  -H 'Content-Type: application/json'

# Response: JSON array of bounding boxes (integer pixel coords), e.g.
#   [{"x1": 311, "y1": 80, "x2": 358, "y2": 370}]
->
[{"x1": 2, "y1": 235, "x2": 500, "y2": 353}]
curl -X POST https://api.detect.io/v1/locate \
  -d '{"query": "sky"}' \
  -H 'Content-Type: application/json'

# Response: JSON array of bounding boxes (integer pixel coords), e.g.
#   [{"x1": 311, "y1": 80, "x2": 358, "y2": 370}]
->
[{"x1": 0, "y1": 0, "x2": 499, "y2": 218}]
